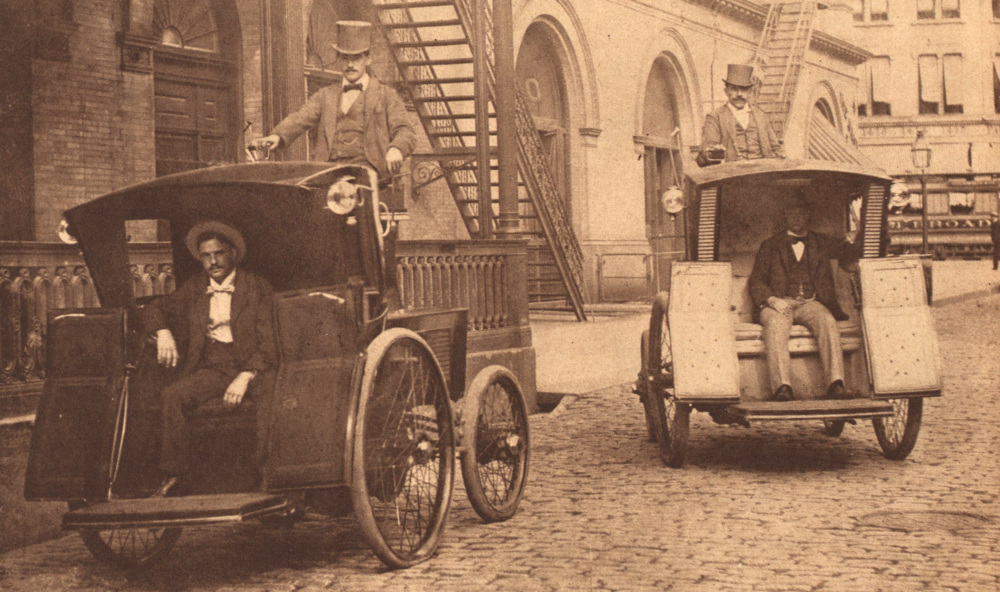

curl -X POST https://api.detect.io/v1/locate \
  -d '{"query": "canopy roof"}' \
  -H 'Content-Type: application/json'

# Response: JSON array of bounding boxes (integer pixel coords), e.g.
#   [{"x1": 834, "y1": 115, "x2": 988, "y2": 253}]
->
[
  {"x1": 685, "y1": 158, "x2": 891, "y2": 189},
  {"x1": 65, "y1": 163, "x2": 374, "y2": 308}
]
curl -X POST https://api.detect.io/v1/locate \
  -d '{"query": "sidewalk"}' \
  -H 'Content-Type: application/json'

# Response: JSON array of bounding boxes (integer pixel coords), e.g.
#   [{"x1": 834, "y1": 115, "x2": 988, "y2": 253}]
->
[{"x1": 530, "y1": 260, "x2": 1000, "y2": 400}]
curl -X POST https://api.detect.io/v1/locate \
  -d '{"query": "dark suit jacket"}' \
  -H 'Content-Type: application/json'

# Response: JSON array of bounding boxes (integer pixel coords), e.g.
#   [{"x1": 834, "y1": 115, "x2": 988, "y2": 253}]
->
[
  {"x1": 143, "y1": 269, "x2": 276, "y2": 378},
  {"x1": 271, "y1": 74, "x2": 417, "y2": 178},
  {"x1": 748, "y1": 231, "x2": 859, "y2": 322},
  {"x1": 698, "y1": 103, "x2": 783, "y2": 166}
]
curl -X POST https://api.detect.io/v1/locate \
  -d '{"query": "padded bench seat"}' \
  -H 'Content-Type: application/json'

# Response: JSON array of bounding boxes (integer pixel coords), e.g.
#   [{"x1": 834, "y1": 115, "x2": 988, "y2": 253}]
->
[
  {"x1": 189, "y1": 397, "x2": 257, "y2": 430},
  {"x1": 735, "y1": 320, "x2": 862, "y2": 356}
]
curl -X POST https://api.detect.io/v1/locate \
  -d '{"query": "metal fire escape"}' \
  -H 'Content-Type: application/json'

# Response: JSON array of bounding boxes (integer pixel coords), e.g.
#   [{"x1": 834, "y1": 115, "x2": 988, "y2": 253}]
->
[
  {"x1": 749, "y1": 0, "x2": 818, "y2": 139},
  {"x1": 370, "y1": 0, "x2": 588, "y2": 320}
]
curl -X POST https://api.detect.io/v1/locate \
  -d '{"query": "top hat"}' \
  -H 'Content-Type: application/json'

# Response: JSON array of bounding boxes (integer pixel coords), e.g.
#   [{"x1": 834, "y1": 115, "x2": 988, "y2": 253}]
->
[
  {"x1": 185, "y1": 221, "x2": 246, "y2": 263},
  {"x1": 723, "y1": 64, "x2": 755, "y2": 88},
  {"x1": 332, "y1": 20, "x2": 372, "y2": 55}
]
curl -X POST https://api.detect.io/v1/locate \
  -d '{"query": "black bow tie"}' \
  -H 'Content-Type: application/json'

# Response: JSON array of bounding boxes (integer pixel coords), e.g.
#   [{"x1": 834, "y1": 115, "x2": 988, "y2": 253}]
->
[
  {"x1": 343, "y1": 83, "x2": 363, "y2": 93},
  {"x1": 789, "y1": 235, "x2": 805, "y2": 245}
]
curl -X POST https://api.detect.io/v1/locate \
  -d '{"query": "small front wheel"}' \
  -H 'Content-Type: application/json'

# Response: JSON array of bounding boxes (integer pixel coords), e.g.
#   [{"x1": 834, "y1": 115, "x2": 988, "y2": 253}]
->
[
  {"x1": 460, "y1": 366, "x2": 530, "y2": 523},
  {"x1": 351, "y1": 328, "x2": 456, "y2": 569},
  {"x1": 79, "y1": 526, "x2": 182, "y2": 570},
  {"x1": 650, "y1": 392, "x2": 690, "y2": 468},
  {"x1": 873, "y1": 397, "x2": 923, "y2": 460}
]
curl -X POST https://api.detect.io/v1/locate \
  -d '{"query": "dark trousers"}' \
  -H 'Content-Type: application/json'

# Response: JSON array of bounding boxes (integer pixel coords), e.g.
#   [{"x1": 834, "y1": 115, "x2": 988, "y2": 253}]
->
[
  {"x1": 993, "y1": 245, "x2": 999, "y2": 270},
  {"x1": 159, "y1": 341, "x2": 240, "y2": 476}
]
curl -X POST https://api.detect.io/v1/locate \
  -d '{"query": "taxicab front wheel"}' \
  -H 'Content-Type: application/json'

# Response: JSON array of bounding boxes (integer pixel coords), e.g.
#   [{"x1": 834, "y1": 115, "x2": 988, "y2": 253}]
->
[{"x1": 351, "y1": 328, "x2": 455, "y2": 569}]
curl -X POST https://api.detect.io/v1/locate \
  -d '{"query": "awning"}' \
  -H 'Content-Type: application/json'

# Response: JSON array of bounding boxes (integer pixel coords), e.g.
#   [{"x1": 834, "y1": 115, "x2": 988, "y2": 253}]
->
[{"x1": 807, "y1": 116, "x2": 884, "y2": 172}]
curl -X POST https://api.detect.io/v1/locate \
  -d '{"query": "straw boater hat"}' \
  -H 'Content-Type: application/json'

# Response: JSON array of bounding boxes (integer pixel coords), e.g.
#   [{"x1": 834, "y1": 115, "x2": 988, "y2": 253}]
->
[
  {"x1": 332, "y1": 20, "x2": 372, "y2": 55},
  {"x1": 185, "y1": 221, "x2": 246, "y2": 262},
  {"x1": 723, "y1": 64, "x2": 755, "y2": 88}
]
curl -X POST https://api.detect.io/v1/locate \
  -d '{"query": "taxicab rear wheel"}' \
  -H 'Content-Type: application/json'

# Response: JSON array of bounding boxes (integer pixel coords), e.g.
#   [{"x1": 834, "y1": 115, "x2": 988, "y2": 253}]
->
[
  {"x1": 78, "y1": 526, "x2": 182, "y2": 570},
  {"x1": 873, "y1": 397, "x2": 923, "y2": 460},
  {"x1": 460, "y1": 366, "x2": 530, "y2": 523},
  {"x1": 351, "y1": 328, "x2": 455, "y2": 569}
]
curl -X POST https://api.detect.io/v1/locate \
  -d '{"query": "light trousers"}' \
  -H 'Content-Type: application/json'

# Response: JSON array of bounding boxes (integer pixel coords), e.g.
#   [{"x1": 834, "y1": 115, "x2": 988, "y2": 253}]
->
[{"x1": 759, "y1": 298, "x2": 843, "y2": 393}]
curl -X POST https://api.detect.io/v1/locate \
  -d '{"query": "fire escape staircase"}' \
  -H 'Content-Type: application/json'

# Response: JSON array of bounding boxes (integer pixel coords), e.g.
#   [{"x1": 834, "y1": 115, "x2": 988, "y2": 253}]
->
[
  {"x1": 748, "y1": 0, "x2": 818, "y2": 140},
  {"x1": 371, "y1": 0, "x2": 588, "y2": 320}
]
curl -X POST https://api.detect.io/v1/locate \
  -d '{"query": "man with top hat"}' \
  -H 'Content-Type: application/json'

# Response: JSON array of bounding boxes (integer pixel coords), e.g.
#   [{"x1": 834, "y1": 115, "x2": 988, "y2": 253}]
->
[
  {"x1": 256, "y1": 20, "x2": 416, "y2": 183},
  {"x1": 748, "y1": 195, "x2": 859, "y2": 402},
  {"x1": 145, "y1": 221, "x2": 276, "y2": 496},
  {"x1": 697, "y1": 64, "x2": 784, "y2": 167}
]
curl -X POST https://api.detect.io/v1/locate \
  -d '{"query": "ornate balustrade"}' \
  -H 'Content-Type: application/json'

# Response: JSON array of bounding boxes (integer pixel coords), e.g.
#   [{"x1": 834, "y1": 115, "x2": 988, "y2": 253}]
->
[{"x1": 0, "y1": 239, "x2": 532, "y2": 417}]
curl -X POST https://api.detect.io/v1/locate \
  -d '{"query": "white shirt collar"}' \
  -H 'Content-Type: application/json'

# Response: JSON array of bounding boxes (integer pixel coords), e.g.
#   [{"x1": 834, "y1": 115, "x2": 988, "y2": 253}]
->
[
  {"x1": 210, "y1": 269, "x2": 236, "y2": 290},
  {"x1": 343, "y1": 73, "x2": 370, "y2": 91}
]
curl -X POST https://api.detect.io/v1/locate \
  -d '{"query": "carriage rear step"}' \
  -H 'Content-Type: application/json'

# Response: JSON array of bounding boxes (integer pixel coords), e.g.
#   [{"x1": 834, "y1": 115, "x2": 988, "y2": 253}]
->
[
  {"x1": 63, "y1": 493, "x2": 289, "y2": 530},
  {"x1": 728, "y1": 399, "x2": 893, "y2": 422}
]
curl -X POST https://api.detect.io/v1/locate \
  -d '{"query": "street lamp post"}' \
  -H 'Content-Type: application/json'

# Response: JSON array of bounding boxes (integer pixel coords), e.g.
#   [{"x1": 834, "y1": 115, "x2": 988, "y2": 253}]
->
[{"x1": 910, "y1": 130, "x2": 932, "y2": 255}]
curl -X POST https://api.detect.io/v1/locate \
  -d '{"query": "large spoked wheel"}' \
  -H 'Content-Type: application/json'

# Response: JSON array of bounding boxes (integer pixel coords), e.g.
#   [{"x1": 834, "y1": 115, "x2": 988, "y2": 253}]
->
[
  {"x1": 460, "y1": 366, "x2": 530, "y2": 523},
  {"x1": 637, "y1": 330, "x2": 657, "y2": 443},
  {"x1": 873, "y1": 397, "x2": 923, "y2": 460},
  {"x1": 79, "y1": 526, "x2": 182, "y2": 570},
  {"x1": 649, "y1": 391, "x2": 690, "y2": 468},
  {"x1": 351, "y1": 328, "x2": 456, "y2": 569},
  {"x1": 647, "y1": 293, "x2": 689, "y2": 468}
]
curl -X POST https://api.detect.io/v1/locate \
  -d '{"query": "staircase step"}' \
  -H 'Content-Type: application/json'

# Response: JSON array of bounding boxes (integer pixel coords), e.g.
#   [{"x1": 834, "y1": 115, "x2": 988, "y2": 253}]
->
[
  {"x1": 376, "y1": 0, "x2": 455, "y2": 9},
  {"x1": 413, "y1": 94, "x2": 476, "y2": 102},
  {"x1": 382, "y1": 19, "x2": 462, "y2": 28},
  {"x1": 428, "y1": 130, "x2": 497, "y2": 138},
  {"x1": 422, "y1": 112, "x2": 488, "y2": 120},
  {"x1": 394, "y1": 38, "x2": 468, "y2": 48},
  {"x1": 410, "y1": 76, "x2": 475, "y2": 85},
  {"x1": 398, "y1": 57, "x2": 474, "y2": 67}
]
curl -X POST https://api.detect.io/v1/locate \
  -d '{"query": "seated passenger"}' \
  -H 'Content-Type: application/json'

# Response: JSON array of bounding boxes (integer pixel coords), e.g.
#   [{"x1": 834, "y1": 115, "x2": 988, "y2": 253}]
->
[
  {"x1": 748, "y1": 197, "x2": 858, "y2": 402},
  {"x1": 144, "y1": 221, "x2": 276, "y2": 496}
]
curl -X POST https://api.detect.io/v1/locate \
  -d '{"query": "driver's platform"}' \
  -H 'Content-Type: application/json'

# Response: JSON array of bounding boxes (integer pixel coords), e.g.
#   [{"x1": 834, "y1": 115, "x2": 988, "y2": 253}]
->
[
  {"x1": 729, "y1": 399, "x2": 893, "y2": 422},
  {"x1": 63, "y1": 493, "x2": 289, "y2": 530}
]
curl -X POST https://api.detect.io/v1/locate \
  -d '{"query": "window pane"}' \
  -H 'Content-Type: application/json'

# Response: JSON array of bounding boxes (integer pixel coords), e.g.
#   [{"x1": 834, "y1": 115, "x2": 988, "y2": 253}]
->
[
  {"x1": 917, "y1": 0, "x2": 935, "y2": 17},
  {"x1": 871, "y1": 0, "x2": 888, "y2": 15},
  {"x1": 941, "y1": 0, "x2": 959, "y2": 17},
  {"x1": 919, "y1": 55, "x2": 941, "y2": 103},
  {"x1": 994, "y1": 56, "x2": 1000, "y2": 114}
]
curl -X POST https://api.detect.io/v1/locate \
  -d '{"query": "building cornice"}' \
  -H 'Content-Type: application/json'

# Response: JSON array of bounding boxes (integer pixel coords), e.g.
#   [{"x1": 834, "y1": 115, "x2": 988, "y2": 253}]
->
[{"x1": 685, "y1": 0, "x2": 871, "y2": 64}]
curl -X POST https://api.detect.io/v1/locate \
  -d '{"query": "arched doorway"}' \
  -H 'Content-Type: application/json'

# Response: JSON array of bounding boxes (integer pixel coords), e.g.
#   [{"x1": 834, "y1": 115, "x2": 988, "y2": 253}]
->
[
  {"x1": 641, "y1": 56, "x2": 687, "y2": 291},
  {"x1": 516, "y1": 21, "x2": 571, "y2": 228},
  {"x1": 153, "y1": 0, "x2": 241, "y2": 176}
]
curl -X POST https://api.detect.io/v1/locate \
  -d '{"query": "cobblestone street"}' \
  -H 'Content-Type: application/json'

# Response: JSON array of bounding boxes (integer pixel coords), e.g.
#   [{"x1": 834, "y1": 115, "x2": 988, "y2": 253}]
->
[{"x1": 2, "y1": 293, "x2": 998, "y2": 591}]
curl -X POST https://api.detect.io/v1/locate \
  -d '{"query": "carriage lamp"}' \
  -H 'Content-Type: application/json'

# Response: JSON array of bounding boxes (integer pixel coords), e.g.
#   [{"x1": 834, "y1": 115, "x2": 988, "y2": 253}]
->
[
  {"x1": 888, "y1": 180, "x2": 911, "y2": 210},
  {"x1": 57, "y1": 218, "x2": 78, "y2": 244},
  {"x1": 327, "y1": 176, "x2": 362, "y2": 216},
  {"x1": 661, "y1": 186, "x2": 685, "y2": 216},
  {"x1": 910, "y1": 130, "x2": 932, "y2": 254}
]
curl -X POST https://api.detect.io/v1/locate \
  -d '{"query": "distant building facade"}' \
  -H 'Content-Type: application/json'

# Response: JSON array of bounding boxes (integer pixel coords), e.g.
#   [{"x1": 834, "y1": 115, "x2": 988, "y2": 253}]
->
[{"x1": 849, "y1": 0, "x2": 1000, "y2": 255}]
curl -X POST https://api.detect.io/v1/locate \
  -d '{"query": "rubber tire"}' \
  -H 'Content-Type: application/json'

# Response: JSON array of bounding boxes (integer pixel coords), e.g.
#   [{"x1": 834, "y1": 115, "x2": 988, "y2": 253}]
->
[
  {"x1": 822, "y1": 420, "x2": 846, "y2": 437},
  {"x1": 79, "y1": 526, "x2": 182, "y2": 570},
  {"x1": 650, "y1": 391, "x2": 690, "y2": 468},
  {"x1": 460, "y1": 366, "x2": 530, "y2": 523},
  {"x1": 873, "y1": 397, "x2": 923, "y2": 460},
  {"x1": 351, "y1": 328, "x2": 455, "y2": 569},
  {"x1": 638, "y1": 331, "x2": 657, "y2": 443}
]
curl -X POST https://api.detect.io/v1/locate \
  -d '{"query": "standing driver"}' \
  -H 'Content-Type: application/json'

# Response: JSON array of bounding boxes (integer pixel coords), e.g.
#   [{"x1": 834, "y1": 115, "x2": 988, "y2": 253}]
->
[
  {"x1": 255, "y1": 20, "x2": 416, "y2": 185},
  {"x1": 146, "y1": 221, "x2": 275, "y2": 496},
  {"x1": 748, "y1": 197, "x2": 858, "y2": 402},
  {"x1": 697, "y1": 64, "x2": 784, "y2": 167}
]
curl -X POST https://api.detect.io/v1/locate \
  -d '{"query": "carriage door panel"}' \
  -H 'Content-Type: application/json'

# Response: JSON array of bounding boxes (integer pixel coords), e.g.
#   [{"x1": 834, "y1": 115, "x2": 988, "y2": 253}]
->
[
  {"x1": 265, "y1": 288, "x2": 362, "y2": 490},
  {"x1": 669, "y1": 262, "x2": 740, "y2": 401},
  {"x1": 859, "y1": 258, "x2": 942, "y2": 395},
  {"x1": 25, "y1": 309, "x2": 126, "y2": 500}
]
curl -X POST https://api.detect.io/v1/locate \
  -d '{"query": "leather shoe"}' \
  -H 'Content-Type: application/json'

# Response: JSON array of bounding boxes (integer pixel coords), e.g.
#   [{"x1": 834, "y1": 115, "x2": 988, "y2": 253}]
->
[
  {"x1": 826, "y1": 380, "x2": 852, "y2": 400},
  {"x1": 154, "y1": 476, "x2": 185, "y2": 497},
  {"x1": 772, "y1": 384, "x2": 794, "y2": 402}
]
